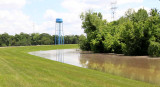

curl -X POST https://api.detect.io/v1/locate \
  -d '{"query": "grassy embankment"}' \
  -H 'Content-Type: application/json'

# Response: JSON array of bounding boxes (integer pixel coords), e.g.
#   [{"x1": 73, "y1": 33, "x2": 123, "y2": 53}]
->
[{"x1": 0, "y1": 44, "x2": 158, "y2": 87}]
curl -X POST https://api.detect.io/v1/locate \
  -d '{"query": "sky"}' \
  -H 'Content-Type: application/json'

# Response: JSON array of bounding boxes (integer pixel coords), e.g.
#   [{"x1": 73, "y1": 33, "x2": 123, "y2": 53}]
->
[{"x1": 0, "y1": 0, "x2": 160, "y2": 35}]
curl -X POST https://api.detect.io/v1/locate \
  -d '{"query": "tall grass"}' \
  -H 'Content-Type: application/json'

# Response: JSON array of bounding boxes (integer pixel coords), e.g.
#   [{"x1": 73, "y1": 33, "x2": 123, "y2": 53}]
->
[{"x1": 0, "y1": 45, "x2": 158, "y2": 87}]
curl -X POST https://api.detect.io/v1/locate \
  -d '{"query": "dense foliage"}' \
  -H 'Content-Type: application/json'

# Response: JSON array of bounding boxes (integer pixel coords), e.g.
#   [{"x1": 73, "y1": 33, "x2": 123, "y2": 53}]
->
[
  {"x1": 80, "y1": 8, "x2": 160, "y2": 57},
  {"x1": 0, "y1": 33, "x2": 79, "y2": 46}
]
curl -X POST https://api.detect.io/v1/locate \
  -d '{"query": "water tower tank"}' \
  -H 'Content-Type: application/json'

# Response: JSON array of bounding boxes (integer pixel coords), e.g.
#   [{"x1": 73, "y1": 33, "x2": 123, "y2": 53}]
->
[{"x1": 56, "y1": 18, "x2": 63, "y2": 23}]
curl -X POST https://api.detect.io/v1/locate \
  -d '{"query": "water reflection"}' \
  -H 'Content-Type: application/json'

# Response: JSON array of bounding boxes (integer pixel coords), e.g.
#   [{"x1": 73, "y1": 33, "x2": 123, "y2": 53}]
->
[
  {"x1": 56, "y1": 49, "x2": 64, "y2": 63},
  {"x1": 29, "y1": 49, "x2": 160, "y2": 85},
  {"x1": 79, "y1": 53, "x2": 160, "y2": 85},
  {"x1": 29, "y1": 49, "x2": 81, "y2": 67}
]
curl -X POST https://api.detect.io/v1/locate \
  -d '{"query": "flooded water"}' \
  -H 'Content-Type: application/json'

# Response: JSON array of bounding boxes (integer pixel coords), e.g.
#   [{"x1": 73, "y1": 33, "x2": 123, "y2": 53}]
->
[{"x1": 29, "y1": 49, "x2": 160, "y2": 85}]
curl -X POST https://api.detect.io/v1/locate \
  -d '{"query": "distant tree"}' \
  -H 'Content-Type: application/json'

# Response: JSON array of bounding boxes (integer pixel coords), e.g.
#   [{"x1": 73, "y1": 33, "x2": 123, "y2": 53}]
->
[
  {"x1": 39, "y1": 33, "x2": 53, "y2": 45},
  {"x1": 14, "y1": 33, "x2": 31, "y2": 46},
  {"x1": 31, "y1": 33, "x2": 40, "y2": 45},
  {"x1": 0, "y1": 32, "x2": 80, "y2": 47},
  {"x1": 0, "y1": 33, "x2": 10, "y2": 46},
  {"x1": 64, "y1": 35, "x2": 79, "y2": 44}
]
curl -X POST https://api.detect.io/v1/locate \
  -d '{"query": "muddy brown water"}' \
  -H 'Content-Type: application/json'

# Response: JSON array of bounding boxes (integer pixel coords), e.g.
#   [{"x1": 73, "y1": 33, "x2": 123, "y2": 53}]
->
[{"x1": 29, "y1": 49, "x2": 160, "y2": 85}]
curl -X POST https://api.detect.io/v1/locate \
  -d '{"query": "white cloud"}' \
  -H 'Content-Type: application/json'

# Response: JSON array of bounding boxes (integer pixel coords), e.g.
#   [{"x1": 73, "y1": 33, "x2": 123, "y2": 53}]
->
[
  {"x1": 0, "y1": 0, "x2": 26, "y2": 9},
  {"x1": 45, "y1": 0, "x2": 107, "y2": 35},
  {"x1": 117, "y1": 0, "x2": 143, "y2": 5},
  {"x1": 43, "y1": 0, "x2": 146, "y2": 35},
  {"x1": 61, "y1": 0, "x2": 104, "y2": 14},
  {"x1": 0, "y1": 10, "x2": 33, "y2": 34},
  {"x1": 0, "y1": 0, "x2": 148, "y2": 35},
  {"x1": 43, "y1": 9, "x2": 83, "y2": 35},
  {"x1": 0, "y1": 0, "x2": 35, "y2": 35}
]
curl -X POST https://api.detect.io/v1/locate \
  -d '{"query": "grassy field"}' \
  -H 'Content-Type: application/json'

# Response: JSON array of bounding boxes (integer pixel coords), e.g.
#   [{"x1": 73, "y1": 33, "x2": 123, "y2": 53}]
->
[{"x1": 0, "y1": 44, "x2": 158, "y2": 87}]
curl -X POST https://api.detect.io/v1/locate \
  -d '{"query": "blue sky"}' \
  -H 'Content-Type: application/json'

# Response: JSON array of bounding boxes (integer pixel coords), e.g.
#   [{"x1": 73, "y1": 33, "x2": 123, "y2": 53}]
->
[
  {"x1": 23, "y1": 0, "x2": 65, "y2": 24},
  {"x1": 0, "y1": 0, "x2": 160, "y2": 35}
]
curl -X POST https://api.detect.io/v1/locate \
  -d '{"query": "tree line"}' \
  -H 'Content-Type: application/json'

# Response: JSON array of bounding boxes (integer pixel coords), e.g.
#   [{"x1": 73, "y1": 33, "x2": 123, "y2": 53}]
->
[
  {"x1": 79, "y1": 8, "x2": 160, "y2": 57},
  {"x1": 0, "y1": 33, "x2": 79, "y2": 46}
]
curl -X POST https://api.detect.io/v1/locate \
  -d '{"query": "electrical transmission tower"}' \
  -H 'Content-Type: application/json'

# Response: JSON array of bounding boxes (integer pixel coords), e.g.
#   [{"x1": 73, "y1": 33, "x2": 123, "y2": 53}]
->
[{"x1": 111, "y1": 1, "x2": 117, "y2": 21}]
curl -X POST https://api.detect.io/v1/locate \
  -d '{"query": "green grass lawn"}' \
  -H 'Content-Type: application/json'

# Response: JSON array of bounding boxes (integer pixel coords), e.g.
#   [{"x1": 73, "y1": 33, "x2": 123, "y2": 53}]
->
[{"x1": 0, "y1": 44, "x2": 158, "y2": 87}]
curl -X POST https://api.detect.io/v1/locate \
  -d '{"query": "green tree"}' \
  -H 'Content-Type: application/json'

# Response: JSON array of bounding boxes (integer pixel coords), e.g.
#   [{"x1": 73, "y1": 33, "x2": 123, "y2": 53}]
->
[
  {"x1": 80, "y1": 10, "x2": 106, "y2": 52},
  {"x1": 78, "y1": 34, "x2": 89, "y2": 50},
  {"x1": 79, "y1": 8, "x2": 160, "y2": 56},
  {"x1": 146, "y1": 9, "x2": 160, "y2": 56},
  {"x1": 31, "y1": 33, "x2": 40, "y2": 45},
  {"x1": 14, "y1": 33, "x2": 31, "y2": 46},
  {"x1": 0, "y1": 33, "x2": 10, "y2": 46},
  {"x1": 39, "y1": 33, "x2": 53, "y2": 45}
]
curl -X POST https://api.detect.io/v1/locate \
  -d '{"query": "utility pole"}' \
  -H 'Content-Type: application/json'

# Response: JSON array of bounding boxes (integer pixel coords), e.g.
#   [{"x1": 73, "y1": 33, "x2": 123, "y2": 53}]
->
[{"x1": 33, "y1": 22, "x2": 35, "y2": 33}]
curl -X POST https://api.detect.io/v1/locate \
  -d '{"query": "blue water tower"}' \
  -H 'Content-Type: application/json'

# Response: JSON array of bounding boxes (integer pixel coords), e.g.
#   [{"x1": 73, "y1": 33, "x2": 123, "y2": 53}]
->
[{"x1": 55, "y1": 18, "x2": 64, "y2": 45}]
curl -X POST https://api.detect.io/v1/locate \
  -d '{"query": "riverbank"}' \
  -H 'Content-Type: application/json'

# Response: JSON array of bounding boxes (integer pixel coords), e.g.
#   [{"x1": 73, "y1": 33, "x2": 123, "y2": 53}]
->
[{"x1": 0, "y1": 44, "x2": 158, "y2": 87}]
